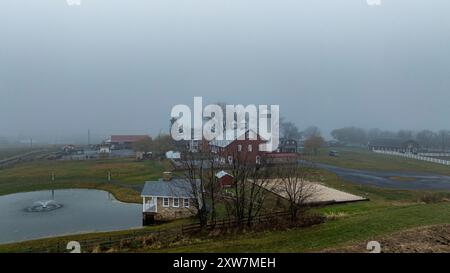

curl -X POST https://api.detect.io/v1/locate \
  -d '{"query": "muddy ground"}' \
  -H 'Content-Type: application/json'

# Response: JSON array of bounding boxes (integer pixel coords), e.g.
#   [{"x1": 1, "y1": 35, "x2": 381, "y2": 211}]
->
[{"x1": 323, "y1": 224, "x2": 450, "y2": 253}]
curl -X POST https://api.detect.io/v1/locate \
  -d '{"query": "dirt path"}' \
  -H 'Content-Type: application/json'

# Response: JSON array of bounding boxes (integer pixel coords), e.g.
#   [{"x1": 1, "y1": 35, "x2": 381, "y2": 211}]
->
[{"x1": 323, "y1": 224, "x2": 450, "y2": 253}]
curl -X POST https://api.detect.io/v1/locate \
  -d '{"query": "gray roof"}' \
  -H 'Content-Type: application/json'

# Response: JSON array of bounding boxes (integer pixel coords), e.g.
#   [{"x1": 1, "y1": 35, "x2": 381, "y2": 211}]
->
[
  {"x1": 209, "y1": 139, "x2": 233, "y2": 148},
  {"x1": 141, "y1": 179, "x2": 201, "y2": 198}
]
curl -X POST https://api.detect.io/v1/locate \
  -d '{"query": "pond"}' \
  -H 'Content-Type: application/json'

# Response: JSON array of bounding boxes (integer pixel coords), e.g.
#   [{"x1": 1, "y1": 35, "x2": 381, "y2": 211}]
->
[{"x1": 0, "y1": 189, "x2": 142, "y2": 244}]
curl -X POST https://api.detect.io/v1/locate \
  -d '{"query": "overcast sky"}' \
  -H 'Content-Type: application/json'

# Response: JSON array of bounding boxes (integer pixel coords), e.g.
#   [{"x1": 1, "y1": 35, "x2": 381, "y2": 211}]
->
[{"x1": 1, "y1": 0, "x2": 450, "y2": 143}]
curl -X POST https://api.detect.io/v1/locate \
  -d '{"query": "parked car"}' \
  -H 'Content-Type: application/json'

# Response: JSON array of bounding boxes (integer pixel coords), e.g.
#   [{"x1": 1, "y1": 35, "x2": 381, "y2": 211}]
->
[{"x1": 329, "y1": 150, "x2": 339, "y2": 157}]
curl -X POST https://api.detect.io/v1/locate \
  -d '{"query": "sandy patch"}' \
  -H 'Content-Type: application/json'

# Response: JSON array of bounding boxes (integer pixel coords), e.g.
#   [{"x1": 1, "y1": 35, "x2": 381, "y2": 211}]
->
[{"x1": 263, "y1": 179, "x2": 366, "y2": 204}]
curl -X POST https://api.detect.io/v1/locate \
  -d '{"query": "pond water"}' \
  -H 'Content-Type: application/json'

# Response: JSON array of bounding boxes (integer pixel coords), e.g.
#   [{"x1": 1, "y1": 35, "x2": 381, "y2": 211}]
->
[{"x1": 0, "y1": 189, "x2": 142, "y2": 244}]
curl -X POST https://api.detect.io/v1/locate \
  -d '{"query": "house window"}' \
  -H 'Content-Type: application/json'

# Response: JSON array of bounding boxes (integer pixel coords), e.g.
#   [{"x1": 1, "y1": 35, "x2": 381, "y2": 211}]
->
[
  {"x1": 237, "y1": 145, "x2": 242, "y2": 152},
  {"x1": 173, "y1": 198, "x2": 179, "y2": 208},
  {"x1": 163, "y1": 197, "x2": 169, "y2": 207},
  {"x1": 183, "y1": 198, "x2": 189, "y2": 208},
  {"x1": 228, "y1": 155, "x2": 233, "y2": 164},
  {"x1": 248, "y1": 144, "x2": 252, "y2": 152},
  {"x1": 256, "y1": 155, "x2": 261, "y2": 165}
]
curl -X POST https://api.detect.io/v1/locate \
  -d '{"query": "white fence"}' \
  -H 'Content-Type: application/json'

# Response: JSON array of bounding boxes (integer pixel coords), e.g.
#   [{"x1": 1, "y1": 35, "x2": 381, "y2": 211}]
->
[
  {"x1": 372, "y1": 150, "x2": 450, "y2": 166},
  {"x1": 418, "y1": 153, "x2": 450, "y2": 157}
]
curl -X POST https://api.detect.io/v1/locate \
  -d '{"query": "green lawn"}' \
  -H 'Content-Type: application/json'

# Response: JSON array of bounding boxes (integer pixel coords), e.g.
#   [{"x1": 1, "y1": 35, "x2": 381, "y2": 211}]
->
[
  {"x1": 310, "y1": 147, "x2": 450, "y2": 175},
  {"x1": 0, "y1": 158, "x2": 171, "y2": 202},
  {"x1": 153, "y1": 202, "x2": 450, "y2": 253}
]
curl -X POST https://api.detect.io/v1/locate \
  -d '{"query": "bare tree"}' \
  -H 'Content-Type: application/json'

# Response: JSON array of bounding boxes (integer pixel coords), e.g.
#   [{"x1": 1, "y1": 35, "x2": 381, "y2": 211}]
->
[
  {"x1": 304, "y1": 135, "x2": 325, "y2": 156},
  {"x1": 224, "y1": 150, "x2": 274, "y2": 227},
  {"x1": 245, "y1": 165, "x2": 274, "y2": 227},
  {"x1": 203, "y1": 150, "x2": 221, "y2": 224},
  {"x1": 276, "y1": 164, "x2": 318, "y2": 223},
  {"x1": 152, "y1": 133, "x2": 176, "y2": 159},
  {"x1": 280, "y1": 117, "x2": 302, "y2": 140},
  {"x1": 132, "y1": 136, "x2": 153, "y2": 153},
  {"x1": 180, "y1": 151, "x2": 209, "y2": 228},
  {"x1": 302, "y1": 126, "x2": 321, "y2": 139}
]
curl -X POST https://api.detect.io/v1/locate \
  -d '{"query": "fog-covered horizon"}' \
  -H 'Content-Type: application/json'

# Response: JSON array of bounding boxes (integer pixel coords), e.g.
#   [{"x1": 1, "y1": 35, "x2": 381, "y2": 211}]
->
[{"x1": 2, "y1": 0, "x2": 450, "y2": 144}]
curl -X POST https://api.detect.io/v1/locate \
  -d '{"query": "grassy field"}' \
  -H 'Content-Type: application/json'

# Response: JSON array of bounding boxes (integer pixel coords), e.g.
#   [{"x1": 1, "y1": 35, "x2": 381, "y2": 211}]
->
[
  {"x1": 150, "y1": 202, "x2": 450, "y2": 253},
  {"x1": 0, "y1": 158, "x2": 171, "y2": 202},
  {"x1": 2, "y1": 147, "x2": 450, "y2": 252},
  {"x1": 309, "y1": 147, "x2": 450, "y2": 175},
  {"x1": 3, "y1": 169, "x2": 448, "y2": 253},
  {"x1": 147, "y1": 148, "x2": 450, "y2": 252}
]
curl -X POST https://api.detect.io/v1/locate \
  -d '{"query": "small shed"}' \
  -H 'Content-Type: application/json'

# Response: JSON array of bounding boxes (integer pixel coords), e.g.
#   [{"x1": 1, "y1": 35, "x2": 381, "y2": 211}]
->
[{"x1": 216, "y1": 170, "x2": 234, "y2": 188}]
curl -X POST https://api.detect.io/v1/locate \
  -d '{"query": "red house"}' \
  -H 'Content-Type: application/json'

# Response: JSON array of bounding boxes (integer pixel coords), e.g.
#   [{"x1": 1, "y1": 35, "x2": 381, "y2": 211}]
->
[{"x1": 209, "y1": 130, "x2": 267, "y2": 165}]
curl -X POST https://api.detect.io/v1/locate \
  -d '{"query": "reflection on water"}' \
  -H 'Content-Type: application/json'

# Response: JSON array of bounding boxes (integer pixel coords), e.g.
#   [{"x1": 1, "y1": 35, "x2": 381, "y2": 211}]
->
[{"x1": 0, "y1": 189, "x2": 141, "y2": 244}]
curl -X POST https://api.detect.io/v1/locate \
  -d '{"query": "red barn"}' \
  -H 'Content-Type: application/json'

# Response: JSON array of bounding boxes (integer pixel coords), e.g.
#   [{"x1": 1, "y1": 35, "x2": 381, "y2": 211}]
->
[
  {"x1": 210, "y1": 130, "x2": 267, "y2": 165},
  {"x1": 106, "y1": 135, "x2": 150, "y2": 150},
  {"x1": 216, "y1": 170, "x2": 234, "y2": 188}
]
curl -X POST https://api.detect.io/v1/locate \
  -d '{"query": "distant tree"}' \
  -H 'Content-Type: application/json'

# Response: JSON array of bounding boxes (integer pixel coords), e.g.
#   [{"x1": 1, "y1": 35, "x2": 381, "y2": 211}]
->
[
  {"x1": 132, "y1": 136, "x2": 153, "y2": 152},
  {"x1": 304, "y1": 135, "x2": 325, "y2": 156},
  {"x1": 152, "y1": 134, "x2": 176, "y2": 158},
  {"x1": 331, "y1": 127, "x2": 367, "y2": 146},
  {"x1": 367, "y1": 128, "x2": 382, "y2": 141},
  {"x1": 302, "y1": 126, "x2": 321, "y2": 139},
  {"x1": 438, "y1": 130, "x2": 450, "y2": 151},
  {"x1": 280, "y1": 118, "x2": 302, "y2": 140},
  {"x1": 397, "y1": 130, "x2": 414, "y2": 141},
  {"x1": 378, "y1": 130, "x2": 397, "y2": 139},
  {"x1": 368, "y1": 129, "x2": 398, "y2": 140},
  {"x1": 416, "y1": 130, "x2": 437, "y2": 150}
]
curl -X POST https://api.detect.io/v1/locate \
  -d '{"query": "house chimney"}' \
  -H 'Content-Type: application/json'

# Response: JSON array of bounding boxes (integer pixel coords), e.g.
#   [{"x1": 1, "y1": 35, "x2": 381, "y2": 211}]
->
[{"x1": 163, "y1": 171, "x2": 173, "y2": 181}]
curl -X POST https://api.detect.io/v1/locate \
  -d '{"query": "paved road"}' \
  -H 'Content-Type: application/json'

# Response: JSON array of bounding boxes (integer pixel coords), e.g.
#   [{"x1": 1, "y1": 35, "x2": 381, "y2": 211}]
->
[{"x1": 313, "y1": 163, "x2": 450, "y2": 190}]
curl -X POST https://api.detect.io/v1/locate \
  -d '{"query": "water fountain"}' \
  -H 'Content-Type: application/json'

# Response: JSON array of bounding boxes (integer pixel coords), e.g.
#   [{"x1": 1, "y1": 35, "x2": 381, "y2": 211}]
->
[
  {"x1": 25, "y1": 171, "x2": 63, "y2": 212},
  {"x1": 26, "y1": 200, "x2": 63, "y2": 212}
]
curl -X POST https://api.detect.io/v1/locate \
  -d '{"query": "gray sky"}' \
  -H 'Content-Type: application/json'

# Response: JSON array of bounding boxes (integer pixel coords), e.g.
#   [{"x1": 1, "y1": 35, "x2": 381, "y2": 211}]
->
[{"x1": 1, "y1": 0, "x2": 450, "y2": 143}]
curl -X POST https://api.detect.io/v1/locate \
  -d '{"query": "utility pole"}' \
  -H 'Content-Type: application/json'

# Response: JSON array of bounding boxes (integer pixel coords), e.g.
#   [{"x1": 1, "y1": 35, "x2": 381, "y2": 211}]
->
[
  {"x1": 88, "y1": 129, "x2": 91, "y2": 147},
  {"x1": 30, "y1": 138, "x2": 33, "y2": 149}
]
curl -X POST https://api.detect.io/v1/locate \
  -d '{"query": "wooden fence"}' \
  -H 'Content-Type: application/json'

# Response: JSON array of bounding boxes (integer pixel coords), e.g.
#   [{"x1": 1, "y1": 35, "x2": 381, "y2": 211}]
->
[
  {"x1": 24, "y1": 228, "x2": 180, "y2": 253},
  {"x1": 181, "y1": 211, "x2": 290, "y2": 234},
  {"x1": 24, "y1": 211, "x2": 291, "y2": 253}
]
